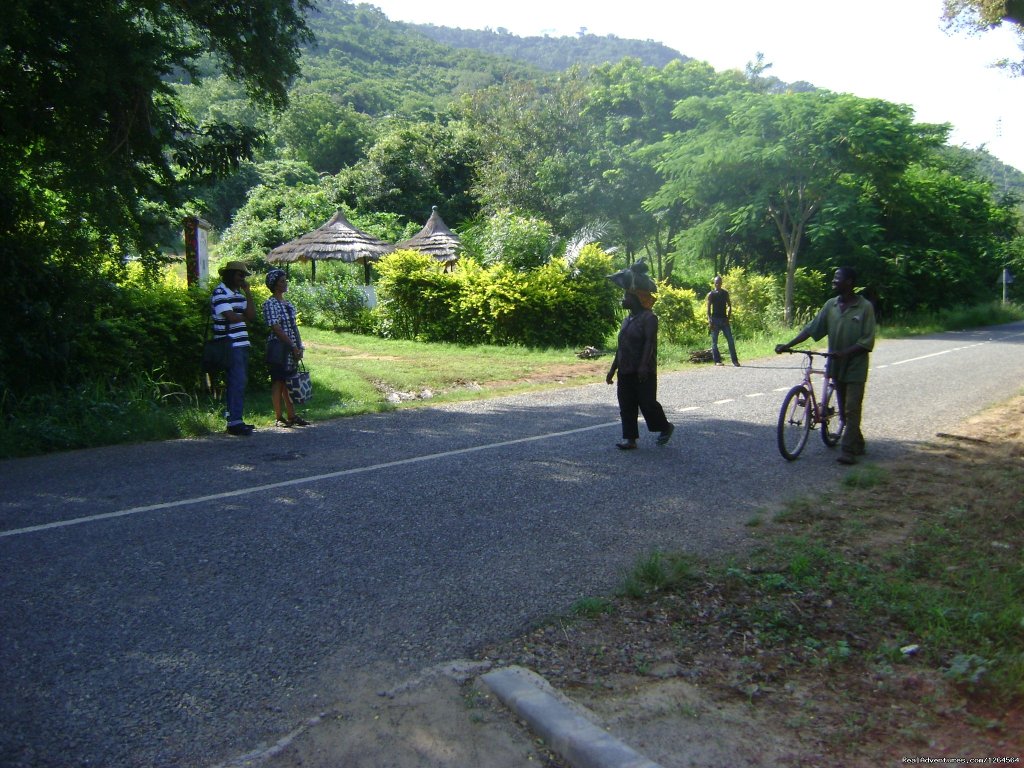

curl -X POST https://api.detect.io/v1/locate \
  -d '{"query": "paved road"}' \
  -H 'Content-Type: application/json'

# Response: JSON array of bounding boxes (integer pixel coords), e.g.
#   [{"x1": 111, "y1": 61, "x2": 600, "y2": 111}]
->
[{"x1": 2, "y1": 322, "x2": 1023, "y2": 767}]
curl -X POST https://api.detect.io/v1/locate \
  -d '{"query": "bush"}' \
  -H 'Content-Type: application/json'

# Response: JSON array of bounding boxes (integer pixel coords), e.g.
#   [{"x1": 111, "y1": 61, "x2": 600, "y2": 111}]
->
[
  {"x1": 653, "y1": 283, "x2": 705, "y2": 346},
  {"x1": 460, "y1": 210, "x2": 556, "y2": 271},
  {"x1": 372, "y1": 245, "x2": 619, "y2": 348},
  {"x1": 374, "y1": 250, "x2": 465, "y2": 341},
  {"x1": 791, "y1": 267, "x2": 830, "y2": 321},
  {"x1": 723, "y1": 267, "x2": 781, "y2": 335},
  {"x1": 287, "y1": 272, "x2": 372, "y2": 333}
]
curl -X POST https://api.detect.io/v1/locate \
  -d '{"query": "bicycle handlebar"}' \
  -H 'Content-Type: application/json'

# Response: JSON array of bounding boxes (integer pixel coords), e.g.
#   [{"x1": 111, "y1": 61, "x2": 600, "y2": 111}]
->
[{"x1": 779, "y1": 348, "x2": 832, "y2": 358}]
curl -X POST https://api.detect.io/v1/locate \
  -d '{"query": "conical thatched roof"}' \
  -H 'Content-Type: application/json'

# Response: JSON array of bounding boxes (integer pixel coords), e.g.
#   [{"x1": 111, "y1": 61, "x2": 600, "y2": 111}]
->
[
  {"x1": 395, "y1": 206, "x2": 461, "y2": 264},
  {"x1": 266, "y1": 211, "x2": 394, "y2": 265}
]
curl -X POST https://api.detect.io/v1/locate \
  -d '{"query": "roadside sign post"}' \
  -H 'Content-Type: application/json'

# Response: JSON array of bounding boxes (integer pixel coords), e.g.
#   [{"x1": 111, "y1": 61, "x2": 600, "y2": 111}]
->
[{"x1": 183, "y1": 217, "x2": 212, "y2": 287}]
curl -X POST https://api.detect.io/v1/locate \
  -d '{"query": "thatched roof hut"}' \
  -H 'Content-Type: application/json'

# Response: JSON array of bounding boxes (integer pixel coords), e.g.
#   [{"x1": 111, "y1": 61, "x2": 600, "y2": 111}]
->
[
  {"x1": 395, "y1": 206, "x2": 461, "y2": 268},
  {"x1": 266, "y1": 211, "x2": 394, "y2": 283}
]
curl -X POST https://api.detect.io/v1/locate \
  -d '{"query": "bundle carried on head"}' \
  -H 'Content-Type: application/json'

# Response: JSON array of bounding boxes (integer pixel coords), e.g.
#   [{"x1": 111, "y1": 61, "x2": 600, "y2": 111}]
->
[{"x1": 607, "y1": 260, "x2": 657, "y2": 307}]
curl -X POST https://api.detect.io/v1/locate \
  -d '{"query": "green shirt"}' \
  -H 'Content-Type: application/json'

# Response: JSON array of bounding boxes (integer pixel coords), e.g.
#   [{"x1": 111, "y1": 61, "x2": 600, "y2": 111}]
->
[{"x1": 802, "y1": 294, "x2": 876, "y2": 383}]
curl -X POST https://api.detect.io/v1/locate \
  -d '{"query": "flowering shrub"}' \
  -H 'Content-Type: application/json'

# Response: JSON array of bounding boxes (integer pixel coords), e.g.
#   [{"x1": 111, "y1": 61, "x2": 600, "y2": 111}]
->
[{"x1": 373, "y1": 245, "x2": 618, "y2": 348}]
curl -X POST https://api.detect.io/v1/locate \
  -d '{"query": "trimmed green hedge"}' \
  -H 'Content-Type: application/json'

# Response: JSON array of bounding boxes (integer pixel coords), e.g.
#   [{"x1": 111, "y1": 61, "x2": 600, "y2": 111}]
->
[{"x1": 374, "y1": 245, "x2": 620, "y2": 348}]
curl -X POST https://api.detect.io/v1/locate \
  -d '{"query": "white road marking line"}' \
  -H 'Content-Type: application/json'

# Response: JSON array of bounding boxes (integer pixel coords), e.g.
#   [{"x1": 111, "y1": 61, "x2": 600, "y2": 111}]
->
[
  {"x1": 0, "y1": 421, "x2": 621, "y2": 539},
  {"x1": 888, "y1": 337, "x2": 1003, "y2": 367},
  {"x1": 745, "y1": 393, "x2": 765, "y2": 398},
  {"x1": 713, "y1": 399, "x2": 734, "y2": 405},
  {"x1": 890, "y1": 349, "x2": 952, "y2": 365}
]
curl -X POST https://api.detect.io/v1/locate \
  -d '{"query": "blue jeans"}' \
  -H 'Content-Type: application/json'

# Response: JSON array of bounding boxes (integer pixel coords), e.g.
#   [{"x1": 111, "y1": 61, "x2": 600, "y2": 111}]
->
[
  {"x1": 710, "y1": 319, "x2": 738, "y2": 364},
  {"x1": 225, "y1": 346, "x2": 250, "y2": 426}
]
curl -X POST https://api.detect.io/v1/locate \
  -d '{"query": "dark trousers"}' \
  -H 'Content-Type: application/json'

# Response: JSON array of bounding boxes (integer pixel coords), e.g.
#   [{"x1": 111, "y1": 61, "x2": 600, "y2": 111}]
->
[
  {"x1": 616, "y1": 373, "x2": 671, "y2": 439},
  {"x1": 835, "y1": 380, "x2": 866, "y2": 454},
  {"x1": 225, "y1": 346, "x2": 250, "y2": 426}
]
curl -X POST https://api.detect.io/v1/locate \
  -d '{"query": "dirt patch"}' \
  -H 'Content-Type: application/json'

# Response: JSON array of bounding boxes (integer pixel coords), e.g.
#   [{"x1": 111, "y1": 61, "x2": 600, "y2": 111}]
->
[
  {"x1": 255, "y1": 396, "x2": 1024, "y2": 768},
  {"x1": 474, "y1": 362, "x2": 609, "y2": 391}
]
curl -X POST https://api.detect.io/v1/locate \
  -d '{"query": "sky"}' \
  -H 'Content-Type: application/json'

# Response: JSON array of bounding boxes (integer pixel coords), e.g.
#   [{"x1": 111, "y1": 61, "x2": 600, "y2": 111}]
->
[{"x1": 366, "y1": 0, "x2": 1024, "y2": 173}]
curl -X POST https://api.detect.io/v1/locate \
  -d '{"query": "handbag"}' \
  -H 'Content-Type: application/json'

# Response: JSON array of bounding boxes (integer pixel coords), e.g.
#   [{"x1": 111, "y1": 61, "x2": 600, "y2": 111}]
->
[
  {"x1": 265, "y1": 336, "x2": 290, "y2": 366},
  {"x1": 285, "y1": 362, "x2": 313, "y2": 404},
  {"x1": 201, "y1": 308, "x2": 233, "y2": 373},
  {"x1": 202, "y1": 337, "x2": 232, "y2": 372}
]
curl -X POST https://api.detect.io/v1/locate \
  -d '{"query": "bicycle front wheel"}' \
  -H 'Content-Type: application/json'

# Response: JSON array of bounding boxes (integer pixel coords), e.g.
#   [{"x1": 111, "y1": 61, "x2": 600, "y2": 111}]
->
[
  {"x1": 820, "y1": 381, "x2": 845, "y2": 448},
  {"x1": 778, "y1": 385, "x2": 811, "y2": 460}
]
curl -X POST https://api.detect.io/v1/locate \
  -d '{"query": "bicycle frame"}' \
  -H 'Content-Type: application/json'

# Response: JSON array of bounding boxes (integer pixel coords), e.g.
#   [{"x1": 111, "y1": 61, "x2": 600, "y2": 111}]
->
[{"x1": 777, "y1": 349, "x2": 844, "y2": 460}]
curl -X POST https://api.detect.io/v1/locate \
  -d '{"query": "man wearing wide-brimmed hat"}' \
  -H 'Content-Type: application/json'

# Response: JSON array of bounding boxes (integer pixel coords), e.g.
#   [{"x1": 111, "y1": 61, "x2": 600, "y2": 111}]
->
[{"x1": 212, "y1": 261, "x2": 256, "y2": 435}]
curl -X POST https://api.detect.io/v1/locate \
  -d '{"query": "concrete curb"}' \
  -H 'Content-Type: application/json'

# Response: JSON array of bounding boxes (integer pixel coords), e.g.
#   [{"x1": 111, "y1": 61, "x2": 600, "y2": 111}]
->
[{"x1": 480, "y1": 666, "x2": 664, "y2": 768}]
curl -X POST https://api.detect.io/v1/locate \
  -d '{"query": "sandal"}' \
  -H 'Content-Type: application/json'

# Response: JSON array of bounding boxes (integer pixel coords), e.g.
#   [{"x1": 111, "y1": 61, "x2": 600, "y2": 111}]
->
[
  {"x1": 275, "y1": 418, "x2": 291, "y2": 428},
  {"x1": 288, "y1": 415, "x2": 311, "y2": 427}
]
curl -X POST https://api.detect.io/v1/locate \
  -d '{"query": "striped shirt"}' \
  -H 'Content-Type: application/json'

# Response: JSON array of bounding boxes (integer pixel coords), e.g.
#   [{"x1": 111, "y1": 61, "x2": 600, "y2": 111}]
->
[{"x1": 211, "y1": 282, "x2": 250, "y2": 348}]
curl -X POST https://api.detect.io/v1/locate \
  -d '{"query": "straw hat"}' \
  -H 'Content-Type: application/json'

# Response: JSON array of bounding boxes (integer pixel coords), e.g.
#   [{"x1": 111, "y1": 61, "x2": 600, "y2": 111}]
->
[{"x1": 218, "y1": 260, "x2": 251, "y2": 277}]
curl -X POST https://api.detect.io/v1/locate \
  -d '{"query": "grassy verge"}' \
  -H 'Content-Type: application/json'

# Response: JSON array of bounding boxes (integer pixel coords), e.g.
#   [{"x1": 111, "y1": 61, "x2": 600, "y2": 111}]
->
[{"x1": 497, "y1": 394, "x2": 1024, "y2": 759}]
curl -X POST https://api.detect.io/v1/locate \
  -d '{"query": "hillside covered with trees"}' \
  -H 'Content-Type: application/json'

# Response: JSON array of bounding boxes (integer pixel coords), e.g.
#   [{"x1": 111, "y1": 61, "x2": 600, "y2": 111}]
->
[{"x1": 405, "y1": 23, "x2": 688, "y2": 71}]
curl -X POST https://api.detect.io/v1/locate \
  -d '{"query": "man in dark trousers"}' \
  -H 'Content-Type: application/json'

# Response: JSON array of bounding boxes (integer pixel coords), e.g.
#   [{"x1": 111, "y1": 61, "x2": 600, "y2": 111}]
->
[
  {"x1": 776, "y1": 266, "x2": 876, "y2": 465},
  {"x1": 606, "y1": 261, "x2": 674, "y2": 450},
  {"x1": 706, "y1": 275, "x2": 740, "y2": 366}
]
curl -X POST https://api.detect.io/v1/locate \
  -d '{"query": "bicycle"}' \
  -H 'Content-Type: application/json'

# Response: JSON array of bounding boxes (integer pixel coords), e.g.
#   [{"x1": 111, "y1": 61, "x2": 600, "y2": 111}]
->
[{"x1": 776, "y1": 349, "x2": 844, "y2": 460}]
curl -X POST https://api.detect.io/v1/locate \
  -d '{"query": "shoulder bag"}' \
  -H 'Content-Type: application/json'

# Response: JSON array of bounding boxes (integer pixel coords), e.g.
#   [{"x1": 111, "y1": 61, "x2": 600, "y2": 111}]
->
[{"x1": 201, "y1": 314, "x2": 232, "y2": 373}]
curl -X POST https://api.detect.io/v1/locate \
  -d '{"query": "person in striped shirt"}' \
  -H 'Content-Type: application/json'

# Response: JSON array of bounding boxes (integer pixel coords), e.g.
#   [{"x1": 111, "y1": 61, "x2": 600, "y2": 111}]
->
[{"x1": 211, "y1": 261, "x2": 256, "y2": 435}]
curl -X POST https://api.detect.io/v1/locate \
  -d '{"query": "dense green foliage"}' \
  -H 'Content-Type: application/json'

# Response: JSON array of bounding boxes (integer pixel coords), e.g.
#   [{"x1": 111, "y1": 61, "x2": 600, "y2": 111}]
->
[
  {"x1": 287, "y1": 271, "x2": 374, "y2": 332},
  {"x1": 373, "y1": 246, "x2": 619, "y2": 347}
]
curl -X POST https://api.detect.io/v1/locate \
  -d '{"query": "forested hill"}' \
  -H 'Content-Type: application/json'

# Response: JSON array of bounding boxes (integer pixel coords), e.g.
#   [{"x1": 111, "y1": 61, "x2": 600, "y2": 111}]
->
[
  {"x1": 298, "y1": 1, "x2": 686, "y2": 116},
  {"x1": 299, "y1": 2, "x2": 544, "y2": 116},
  {"x1": 402, "y1": 23, "x2": 688, "y2": 71}
]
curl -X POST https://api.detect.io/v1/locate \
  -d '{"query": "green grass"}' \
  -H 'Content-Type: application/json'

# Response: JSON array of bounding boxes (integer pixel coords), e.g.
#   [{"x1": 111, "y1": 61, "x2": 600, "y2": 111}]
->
[
  {"x1": 878, "y1": 301, "x2": 1024, "y2": 338},
  {"x1": 571, "y1": 597, "x2": 616, "y2": 617},
  {"x1": 619, "y1": 551, "x2": 697, "y2": 598},
  {"x1": 611, "y1": 441, "x2": 1024, "y2": 703}
]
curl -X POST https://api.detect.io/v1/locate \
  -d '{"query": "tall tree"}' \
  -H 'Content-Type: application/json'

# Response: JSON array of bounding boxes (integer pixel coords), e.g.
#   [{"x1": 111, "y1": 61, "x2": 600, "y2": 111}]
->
[
  {"x1": 581, "y1": 59, "x2": 750, "y2": 276},
  {"x1": 458, "y1": 71, "x2": 595, "y2": 232},
  {"x1": 0, "y1": 0, "x2": 313, "y2": 393},
  {"x1": 650, "y1": 91, "x2": 945, "y2": 323},
  {"x1": 273, "y1": 93, "x2": 372, "y2": 173}
]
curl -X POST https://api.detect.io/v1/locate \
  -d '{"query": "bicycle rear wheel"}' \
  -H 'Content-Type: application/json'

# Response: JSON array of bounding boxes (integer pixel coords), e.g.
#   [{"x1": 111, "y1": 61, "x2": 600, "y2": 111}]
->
[
  {"x1": 820, "y1": 381, "x2": 845, "y2": 448},
  {"x1": 778, "y1": 385, "x2": 811, "y2": 460}
]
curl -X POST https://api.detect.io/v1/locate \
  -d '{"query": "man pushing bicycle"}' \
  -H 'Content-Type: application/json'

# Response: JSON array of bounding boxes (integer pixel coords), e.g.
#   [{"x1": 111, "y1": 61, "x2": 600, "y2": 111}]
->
[{"x1": 775, "y1": 267, "x2": 877, "y2": 465}]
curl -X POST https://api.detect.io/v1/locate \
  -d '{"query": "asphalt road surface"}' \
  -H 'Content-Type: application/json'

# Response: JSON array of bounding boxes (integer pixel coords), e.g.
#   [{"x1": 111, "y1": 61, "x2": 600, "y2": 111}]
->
[{"x1": 2, "y1": 322, "x2": 1023, "y2": 767}]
